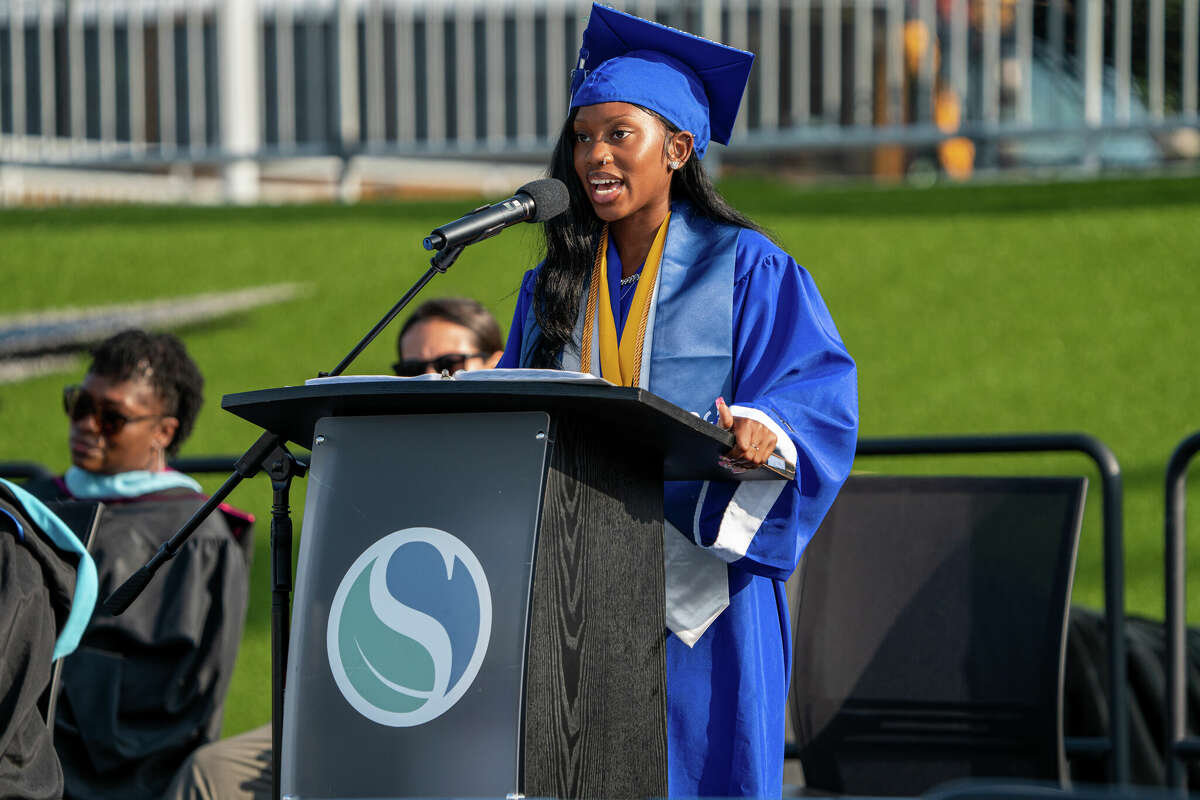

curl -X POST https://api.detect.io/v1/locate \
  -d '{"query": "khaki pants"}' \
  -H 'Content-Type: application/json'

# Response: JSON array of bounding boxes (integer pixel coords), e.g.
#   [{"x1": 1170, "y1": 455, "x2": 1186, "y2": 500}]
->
[{"x1": 165, "y1": 724, "x2": 272, "y2": 800}]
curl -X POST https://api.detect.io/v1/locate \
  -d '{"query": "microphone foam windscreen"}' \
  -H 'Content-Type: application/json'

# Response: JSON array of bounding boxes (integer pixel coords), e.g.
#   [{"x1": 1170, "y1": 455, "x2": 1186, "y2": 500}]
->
[{"x1": 518, "y1": 178, "x2": 570, "y2": 222}]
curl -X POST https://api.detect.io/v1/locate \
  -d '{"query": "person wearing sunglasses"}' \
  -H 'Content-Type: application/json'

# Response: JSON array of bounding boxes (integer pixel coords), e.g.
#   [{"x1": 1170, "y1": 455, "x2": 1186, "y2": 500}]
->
[
  {"x1": 25, "y1": 330, "x2": 253, "y2": 800},
  {"x1": 61, "y1": 379, "x2": 176, "y2": 475},
  {"x1": 393, "y1": 296, "x2": 504, "y2": 377}
]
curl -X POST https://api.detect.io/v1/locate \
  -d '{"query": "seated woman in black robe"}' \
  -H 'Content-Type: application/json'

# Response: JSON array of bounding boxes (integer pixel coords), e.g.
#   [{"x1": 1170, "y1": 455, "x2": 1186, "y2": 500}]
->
[{"x1": 25, "y1": 329, "x2": 253, "y2": 800}]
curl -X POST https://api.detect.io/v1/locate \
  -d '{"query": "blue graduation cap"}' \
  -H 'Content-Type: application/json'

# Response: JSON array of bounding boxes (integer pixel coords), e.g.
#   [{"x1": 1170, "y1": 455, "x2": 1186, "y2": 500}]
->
[{"x1": 569, "y1": 3, "x2": 754, "y2": 159}]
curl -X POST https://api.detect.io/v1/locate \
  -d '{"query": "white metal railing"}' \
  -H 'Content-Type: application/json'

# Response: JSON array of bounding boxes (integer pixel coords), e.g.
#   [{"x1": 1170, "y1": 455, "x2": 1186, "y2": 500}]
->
[{"x1": 0, "y1": 0, "x2": 1197, "y2": 202}]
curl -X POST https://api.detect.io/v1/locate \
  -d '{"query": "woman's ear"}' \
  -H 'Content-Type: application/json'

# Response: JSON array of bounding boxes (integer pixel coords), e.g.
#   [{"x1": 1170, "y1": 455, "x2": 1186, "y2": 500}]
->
[
  {"x1": 667, "y1": 130, "x2": 695, "y2": 168},
  {"x1": 154, "y1": 416, "x2": 180, "y2": 454}
]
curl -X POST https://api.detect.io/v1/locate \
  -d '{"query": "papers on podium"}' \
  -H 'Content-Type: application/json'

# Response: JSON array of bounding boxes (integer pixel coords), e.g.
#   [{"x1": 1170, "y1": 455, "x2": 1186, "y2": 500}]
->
[{"x1": 304, "y1": 368, "x2": 611, "y2": 386}]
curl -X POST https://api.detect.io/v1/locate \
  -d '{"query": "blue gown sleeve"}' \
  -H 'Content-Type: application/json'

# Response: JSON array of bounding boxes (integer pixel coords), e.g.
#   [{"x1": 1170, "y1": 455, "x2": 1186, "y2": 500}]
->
[
  {"x1": 666, "y1": 230, "x2": 858, "y2": 582},
  {"x1": 497, "y1": 268, "x2": 538, "y2": 369}
]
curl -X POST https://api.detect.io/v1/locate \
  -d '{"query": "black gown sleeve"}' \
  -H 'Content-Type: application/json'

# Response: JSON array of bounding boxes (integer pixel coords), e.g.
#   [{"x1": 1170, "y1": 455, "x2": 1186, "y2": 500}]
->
[{"x1": 0, "y1": 492, "x2": 81, "y2": 800}]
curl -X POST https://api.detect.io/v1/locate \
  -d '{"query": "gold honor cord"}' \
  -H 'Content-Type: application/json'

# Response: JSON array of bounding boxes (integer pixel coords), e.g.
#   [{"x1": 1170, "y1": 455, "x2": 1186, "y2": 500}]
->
[
  {"x1": 582, "y1": 214, "x2": 671, "y2": 387},
  {"x1": 580, "y1": 227, "x2": 604, "y2": 376}
]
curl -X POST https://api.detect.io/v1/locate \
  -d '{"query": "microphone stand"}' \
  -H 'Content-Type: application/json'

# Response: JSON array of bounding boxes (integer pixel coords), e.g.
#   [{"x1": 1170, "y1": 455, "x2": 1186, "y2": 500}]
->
[{"x1": 102, "y1": 241, "x2": 469, "y2": 800}]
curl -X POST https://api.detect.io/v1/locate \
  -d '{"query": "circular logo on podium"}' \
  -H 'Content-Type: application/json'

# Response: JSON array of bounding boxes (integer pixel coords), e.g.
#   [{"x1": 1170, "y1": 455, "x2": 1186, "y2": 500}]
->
[{"x1": 326, "y1": 527, "x2": 493, "y2": 727}]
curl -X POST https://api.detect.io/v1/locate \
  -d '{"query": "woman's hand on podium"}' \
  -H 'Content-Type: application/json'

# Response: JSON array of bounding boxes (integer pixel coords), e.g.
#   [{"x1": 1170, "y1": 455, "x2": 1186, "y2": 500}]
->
[{"x1": 715, "y1": 397, "x2": 778, "y2": 474}]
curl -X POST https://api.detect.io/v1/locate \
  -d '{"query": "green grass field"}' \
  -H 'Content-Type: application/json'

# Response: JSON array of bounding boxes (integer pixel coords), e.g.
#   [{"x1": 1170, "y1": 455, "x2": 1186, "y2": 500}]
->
[{"x1": 2, "y1": 173, "x2": 1198, "y2": 737}]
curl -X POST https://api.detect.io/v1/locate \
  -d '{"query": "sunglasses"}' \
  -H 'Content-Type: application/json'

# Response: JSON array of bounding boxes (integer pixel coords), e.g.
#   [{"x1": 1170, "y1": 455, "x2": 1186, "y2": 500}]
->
[
  {"x1": 63, "y1": 384, "x2": 163, "y2": 438},
  {"x1": 392, "y1": 352, "x2": 487, "y2": 378}
]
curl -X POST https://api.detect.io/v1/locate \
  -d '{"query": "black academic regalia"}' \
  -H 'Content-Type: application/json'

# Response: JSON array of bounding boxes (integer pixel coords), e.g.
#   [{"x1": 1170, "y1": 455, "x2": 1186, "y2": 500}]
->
[
  {"x1": 0, "y1": 486, "x2": 81, "y2": 800},
  {"x1": 24, "y1": 479, "x2": 253, "y2": 800}
]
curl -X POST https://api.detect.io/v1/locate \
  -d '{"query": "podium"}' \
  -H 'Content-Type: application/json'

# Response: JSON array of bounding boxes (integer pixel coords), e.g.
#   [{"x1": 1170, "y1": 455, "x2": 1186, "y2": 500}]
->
[{"x1": 223, "y1": 376, "x2": 785, "y2": 799}]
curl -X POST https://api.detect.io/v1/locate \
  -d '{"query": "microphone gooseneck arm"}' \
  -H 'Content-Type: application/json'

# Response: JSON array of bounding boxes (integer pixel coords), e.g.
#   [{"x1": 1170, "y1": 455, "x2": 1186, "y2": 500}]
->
[{"x1": 325, "y1": 243, "x2": 466, "y2": 378}]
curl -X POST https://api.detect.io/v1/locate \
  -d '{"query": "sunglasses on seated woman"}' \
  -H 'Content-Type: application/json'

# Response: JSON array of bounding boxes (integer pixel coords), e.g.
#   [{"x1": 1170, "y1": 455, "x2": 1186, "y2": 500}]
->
[
  {"x1": 392, "y1": 352, "x2": 488, "y2": 377},
  {"x1": 63, "y1": 384, "x2": 163, "y2": 438}
]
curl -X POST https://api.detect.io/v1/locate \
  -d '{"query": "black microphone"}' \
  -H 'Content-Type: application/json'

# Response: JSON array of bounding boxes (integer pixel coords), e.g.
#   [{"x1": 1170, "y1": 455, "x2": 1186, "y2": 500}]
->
[{"x1": 422, "y1": 178, "x2": 569, "y2": 251}]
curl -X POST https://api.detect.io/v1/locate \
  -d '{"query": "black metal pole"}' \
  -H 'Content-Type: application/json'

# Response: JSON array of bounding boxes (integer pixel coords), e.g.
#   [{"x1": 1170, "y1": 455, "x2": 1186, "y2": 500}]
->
[
  {"x1": 856, "y1": 432, "x2": 1128, "y2": 785},
  {"x1": 104, "y1": 432, "x2": 282, "y2": 614},
  {"x1": 1165, "y1": 431, "x2": 1200, "y2": 791},
  {"x1": 265, "y1": 447, "x2": 306, "y2": 800}
]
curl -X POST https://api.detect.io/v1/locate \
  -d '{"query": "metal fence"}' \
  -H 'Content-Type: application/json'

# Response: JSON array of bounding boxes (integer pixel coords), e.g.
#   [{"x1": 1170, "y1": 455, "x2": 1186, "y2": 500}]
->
[
  {"x1": 1165, "y1": 429, "x2": 1200, "y2": 791},
  {"x1": 1, "y1": 0, "x2": 1197, "y2": 202}
]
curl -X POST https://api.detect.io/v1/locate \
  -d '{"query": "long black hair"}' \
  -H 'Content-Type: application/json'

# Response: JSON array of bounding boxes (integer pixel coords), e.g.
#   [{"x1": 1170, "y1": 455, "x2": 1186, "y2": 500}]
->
[{"x1": 528, "y1": 107, "x2": 765, "y2": 368}]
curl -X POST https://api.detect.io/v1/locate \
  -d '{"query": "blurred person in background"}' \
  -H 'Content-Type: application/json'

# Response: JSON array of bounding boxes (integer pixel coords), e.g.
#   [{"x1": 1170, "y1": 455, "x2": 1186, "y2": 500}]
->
[
  {"x1": 25, "y1": 329, "x2": 253, "y2": 800},
  {"x1": 392, "y1": 296, "x2": 505, "y2": 376},
  {"x1": 165, "y1": 297, "x2": 503, "y2": 800}
]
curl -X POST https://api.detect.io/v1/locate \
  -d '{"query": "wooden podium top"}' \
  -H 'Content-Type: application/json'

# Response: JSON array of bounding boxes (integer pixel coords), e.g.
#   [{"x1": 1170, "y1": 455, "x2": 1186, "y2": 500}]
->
[{"x1": 222, "y1": 377, "x2": 792, "y2": 482}]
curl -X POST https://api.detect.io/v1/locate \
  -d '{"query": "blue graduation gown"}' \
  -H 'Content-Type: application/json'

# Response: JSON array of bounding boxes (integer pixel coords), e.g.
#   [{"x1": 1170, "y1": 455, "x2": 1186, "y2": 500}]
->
[{"x1": 499, "y1": 210, "x2": 858, "y2": 797}]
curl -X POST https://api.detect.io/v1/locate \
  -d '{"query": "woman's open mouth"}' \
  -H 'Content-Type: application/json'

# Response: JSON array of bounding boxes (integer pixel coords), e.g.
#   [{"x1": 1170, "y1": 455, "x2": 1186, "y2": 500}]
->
[{"x1": 588, "y1": 174, "x2": 624, "y2": 203}]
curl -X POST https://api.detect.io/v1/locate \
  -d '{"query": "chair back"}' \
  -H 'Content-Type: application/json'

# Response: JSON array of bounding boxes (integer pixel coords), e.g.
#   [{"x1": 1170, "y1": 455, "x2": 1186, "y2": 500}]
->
[
  {"x1": 788, "y1": 475, "x2": 1086, "y2": 795},
  {"x1": 0, "y1": 461, "x2": 56, "y2": 481}
]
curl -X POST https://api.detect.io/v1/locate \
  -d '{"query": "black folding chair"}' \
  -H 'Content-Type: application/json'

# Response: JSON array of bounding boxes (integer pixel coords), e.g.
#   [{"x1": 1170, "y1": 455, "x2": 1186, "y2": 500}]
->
[
  {"x1": 0, "y1": 461, "x2": 55, "y2": 481},
  {"x1": 786, "y1": 475, "x2": 1087, "y2": 795}
]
